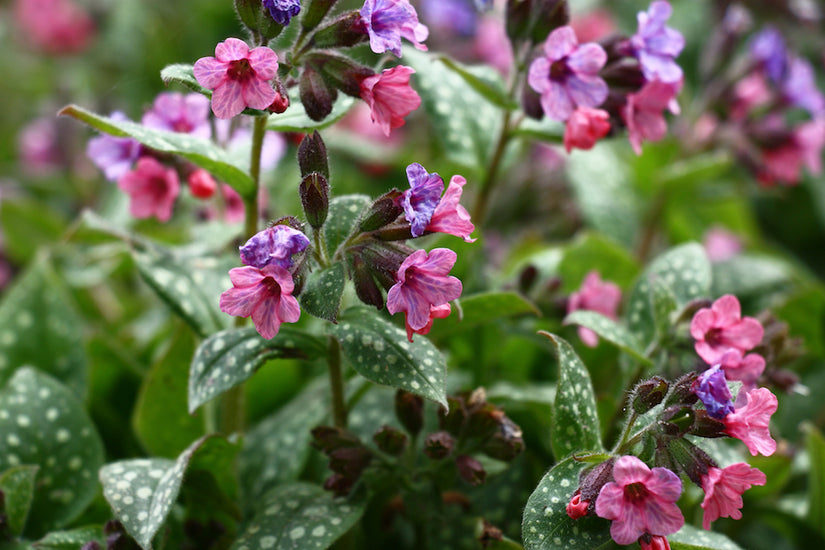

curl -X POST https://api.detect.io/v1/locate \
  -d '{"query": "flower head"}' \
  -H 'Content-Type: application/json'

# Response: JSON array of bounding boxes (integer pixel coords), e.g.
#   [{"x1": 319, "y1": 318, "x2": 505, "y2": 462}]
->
[
  {"x1": 239, "y1": 225, "x2": 310, "y2": 270},
  {"x1": 621, "y1": 79, "x2": 681, "y2": 155},
  {"x1": 360, "y1": 0, "x2": 429, "y2": 58},
  {"x1": 142, "y1": 92, "x2": 211, "y2": 138},
  {"x1": 527, "y1": 26, "x2": 608, "y2": 121},
  {"x1": 782, "y1": 57, "x2": 825, "y2": 117},
  {"x1": 567, "y1": 271, "x2": 622, "y2": 348},
  {"x1": 117, "y1": 157, "x2": 180, "y2": 222},
  {"x1": 564, "y1": 107, "x2": 611, "y2": 152},
  {"x1": 359, "y1": 66, "x2": 421, "y2": 137},
  {"x1": 703, "y1": 227, "x2": 742, "y2": 263},
  {"x1": 723, "y1": 387, "x2": 778, "y2": 456},
  {"x1": 263, "y1": 0, "x2": 301, "y2": 25},
  {"x1": 595, "y1": 455, "x2": 684, "y2": 545},
  {"x1": 701, "y1": 463, "x2": 766, "y2": 529},
  {"x1": 401, "y1": 163, "x2": 444, "y2": 237},
  {"x1": 690, "y1": 294, "x2": 764, "y2": 365},
  {"x1": 629, "y1": 1, "x2": 684, "y2": 83},
  {"x1": 193, "y1": 38, "x2": 279, "y2": 119},
  {"x1": 749, "y1": 26, "x2": 788, "y2": 84},
  {"x1": 87, "y1": 112, "x2": 142, "y2": 181},
  {"x1": 219, "y1": 265, "x2": 301, "y2": 339},
  {"x1": 693, "y1": 364, "x2": 734, "y2": 419},
  {"x1": 15, "y1": 0, "x2": 95, "y2": 55},
  {"x1": 426, "y1": 175, "x2": 476, "y2": 242}
]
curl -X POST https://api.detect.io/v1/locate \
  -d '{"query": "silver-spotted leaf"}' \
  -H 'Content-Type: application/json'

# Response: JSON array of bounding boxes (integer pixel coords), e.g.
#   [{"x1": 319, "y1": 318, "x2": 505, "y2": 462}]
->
[
  {"x1": 32, "y1": 526, "x2": 105, "y2": 549},
  {"x1": 669, "y1": 524, "x2": 744, "y2": 550},
  {"x1": 0, "y1": 465, "x2": 39, "y2": 535},
  {"x1": 323, "y1": 195, "x2": 371, "y2": 258},
  {"x1": 563, "y1": 310, "x2": 649, "y2": 363},
  {"x1": 299, "y1": 262, "x2": 345, "y2": 323}
]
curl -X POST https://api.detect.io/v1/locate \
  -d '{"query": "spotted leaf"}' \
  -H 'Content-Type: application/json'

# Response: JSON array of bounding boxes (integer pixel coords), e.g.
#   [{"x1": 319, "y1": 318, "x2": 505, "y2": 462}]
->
[
  {"x1": 323, "y1": 195, "x2": 370, "y2": 258},
  {"x1": 299, "y1": 262, "x2": 345, "y2": 323},
  {"x1": 669, "y1": 524, "x2": 745, "y2": 550},
  {"x1": 0, "y1": 464, "x2": 38, "y2": 535},
  {"x1": 31, "y1": 526, "x2": 105, "y2": 549},
  {"x1": 563, "y1": 310, "x2": 649, "y2": 363}
]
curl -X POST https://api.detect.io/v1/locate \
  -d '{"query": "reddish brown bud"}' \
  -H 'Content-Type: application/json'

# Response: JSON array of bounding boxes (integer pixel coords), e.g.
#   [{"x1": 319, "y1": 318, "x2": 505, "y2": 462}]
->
[
  {"x1": 300, "y1": 67, "x2": 336, "y2": 121},
  {"x1": 267, "y1": 92, "x2": 290, "y2": 114},
  {"x1": 351, "y1": 254, "x2": 385, "y2": 310},
  {"x1": 298, "y1": 131, "x2": 330, "y2": 180},
  {"x1": 395, "y1": 390, "x2": 424, "y2": 435},
  {"x1": 424, "y1": 431, "x2": 455, "y2": 460},
  {"x1": 373, "y1": 425, "x2": 407, "y2": 456},
  {"x1": 299, "y1": 173, "x2": 329, "y2": 229},
  {"x1": 456, "y1": 455, "x2": 486, "y2": 486}
]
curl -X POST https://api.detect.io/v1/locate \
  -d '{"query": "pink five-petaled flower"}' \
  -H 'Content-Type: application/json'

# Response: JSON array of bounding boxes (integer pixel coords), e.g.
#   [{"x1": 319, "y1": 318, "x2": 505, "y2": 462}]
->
[
  {"x1": 117, "y1": 157, "x2": 180, "y2": 222},
  {"x1": 621, "y1": 79, "x2": 681, "y2": 155},
  {"x1": 527, "y1": 25, "x2": 608, "y2": 122},
  {"x1": 359, "y1": 66, "x2": 421, "y2": 137},
  {"x1": 193, "y1": 38, "x2": 279, "y2": 119},
  {"x1": 426, "y1": 175, "x2": 476, "y2": 242},
  {"x1": 219, "y1": 265, "x2": 301, "y2": 339},
  {"x1": 629, "y1": 1, "x2": 685, "y2": 84},
  {"x1": 723, "y1": 387, "x2": 778, "y2": 456},
  {"x1": 595, "y1": 455, "x2": 684, "y2": 545},
  {"x1": 141, "y1": 92, "x2": 211, "y2": 138},
  {"x1": 386, "y1": 248, "x2": 462, "y2": 342},
  {"x1": 690, "y1": 294, "x2": 764, "y2": 365},
  {"x1": 564, "y1": 107, "x2": 611, "y2": 152},
  {"x1": 360, "y1": 0, "x2": 429, "y2": 58},
  {"x1": 567, "y1": 271, "x2": 622, "y2": 348},
  {"x1": 700, "y1": 463, "x2": 766, "y2": 530}
]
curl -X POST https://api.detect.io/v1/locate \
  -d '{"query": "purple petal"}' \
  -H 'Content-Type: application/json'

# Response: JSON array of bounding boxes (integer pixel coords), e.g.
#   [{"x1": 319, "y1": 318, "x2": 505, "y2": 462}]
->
[
  {"x1": 541, "y1": 81, "x2": 574, "y2": 121},
  {"x1": 566, "y1": 75, "x2": 608, "y2": 109},
  {"x1": 544, "y1": 26, "x2": 577, "y2": 62},
  {"x1": 193, "y1": 57, "x2": 228, "y2": 90},
  {"x1": 567, "y1": 43, "x2": 607, "y2": 75},
  {"x1": 527, "y1": 57, "x2": 551, "y2": 94},
  {"x1": 215, "y1": 37, "x2": 250, "y2": 62}
]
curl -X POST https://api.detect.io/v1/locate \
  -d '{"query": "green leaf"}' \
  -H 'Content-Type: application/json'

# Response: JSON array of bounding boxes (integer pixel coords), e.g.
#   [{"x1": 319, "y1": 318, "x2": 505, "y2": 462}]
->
[
  {"x1": 0, "y1": 368, "x2": 104, "y2": 535},
  {"x1": 267, "y1": 88, "x2": 356, "y2": 133},
  {"x1": 231, "y1": 482, "x2": 365, "y2": 550},
  {"x1": 188, "y1": 327, "x2": 326, "y2": 413},
  {"x1": 511, "y1": 116, "x2": 564, "y2": 144},
  {"x1": 558, "y1": 232, "x2": 640, "y2": 293},
  {"x1": 711, "y1": 255, "x2": 792, "y2": 299},
  {"x1": 649, "y1": 275, "x2": 679, "y2": 344},
  {"x1": 0, "y1": 200, "x2": 66, "y2": 264},
  {"x1": 332, "y1": 307, "x2": 448, "y2": 408},
  {"x1": 0, "y1": 465, "x2": 39, "y2": 535},
  {"x1": 540, "y1": 333, "x2": 603, "y2": 457},
  {"x1": 805, "y1": 422, "x2": 825, "y2": 539},
  {"x1": 0, "y1": 260, "x2": 86, "y2": 396},
  {"x1": 32, "y1": 526, "x2": 105, "y2": 549},
  {"x1": 563, "y1": 311, "x2": 650, "y2": 363},
  {"x1": 323, "y1": 195, "x2": 371, "y2": 258},
  {"x1": 657, "y1": 152, "x2": 733, "y2": 189},
  {"x1": 430, "y1": 291, "x2": 539, "y2": 336},
  {"x1": 59, "y1": 104, "x2": 255, "y2": 198},
  {"x1": 160, "y1": 63, "x2": 209, "y2": 95},
  {"x1": 669, "y1": 524, "x2": 744, "y2": 550},
  {"x1": 299, "y1": 262, "x2": 345, "y2": 323},
  {"x1": 522, "y1": 457, "x2": 611, "y2": 550},
  {"x1": 438, "y1": 56, "x2": 518, "y2": 110}
]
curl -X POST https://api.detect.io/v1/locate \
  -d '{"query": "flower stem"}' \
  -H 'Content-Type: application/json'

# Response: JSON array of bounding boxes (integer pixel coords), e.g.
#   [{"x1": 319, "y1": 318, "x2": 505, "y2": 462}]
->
[
  {"x1": 328, "y1": 336, "x2": 348, "y2": 429},
  {"x1": 472, "y1": 111, "x2": 512, "y2": 226}
]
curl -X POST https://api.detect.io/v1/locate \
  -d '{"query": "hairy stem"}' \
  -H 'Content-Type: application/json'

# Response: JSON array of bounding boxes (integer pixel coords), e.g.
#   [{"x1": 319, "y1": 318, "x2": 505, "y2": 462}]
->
[{"x1": 328, "y1": 336, "x2": 348, "y2": 429}]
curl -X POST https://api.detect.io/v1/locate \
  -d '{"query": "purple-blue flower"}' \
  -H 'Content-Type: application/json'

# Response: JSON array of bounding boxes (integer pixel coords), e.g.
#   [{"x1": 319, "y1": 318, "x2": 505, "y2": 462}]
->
[
  {"x1": 86, "y1": 112, "x2": 141, "y2": 182},
  {"x1": 421, "y1": 0, "x2": 477, "y2": 36},
  {"x1": 782, "y1": 56, "x2": 825, "y2": 117},
  {"x1": 360, "y1": 0, "x2": 429, "y2": 58},
  {"x1": 239, "y1": 225, "x2": 310, "y2": 270},
  {"x1": 401, "y1": 163, "x2": 444, "y2": 237},
  {"x1": 693, "y1": 364, "x2": 735, "y2": 419},
  {"x1": 629, "y1": 0, "x2": 684, "y2": 84},
  {"x1": 527, "y1": 26, "x2": 608, "y2": 121},
  {"x1": 749, "y1": 26, "x2": 788, "y2": 84},
  {"x1": 263, "y1": 0, "x2": 301, "y2": 26}
]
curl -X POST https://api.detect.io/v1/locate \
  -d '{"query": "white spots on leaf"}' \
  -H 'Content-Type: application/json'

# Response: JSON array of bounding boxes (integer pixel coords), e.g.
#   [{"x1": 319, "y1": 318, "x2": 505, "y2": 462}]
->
[
  {"x1": 16, "y1": 415, "x2": 30, "y2": 427},
  {"x1": 137, "y1": 487, "x2": 153, "y2": 499},
  {"x1": 289, "y1": 526, "x2": 305, "y2": 540},
  {"x1": 56, "y1": 428, "x2": 71, "y2": 443}
]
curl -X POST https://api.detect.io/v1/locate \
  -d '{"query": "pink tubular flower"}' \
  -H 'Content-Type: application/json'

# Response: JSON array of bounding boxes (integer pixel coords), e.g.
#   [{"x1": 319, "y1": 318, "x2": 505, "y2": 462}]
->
[
  {"x1": 426, "y1": 175, "x2": 476, "y2": 242},
  {"x1": 219, "y1": 265, "x2": 301, "y2": 339},
  {"x1": 701, "y1": 463, "x2": 766, "y2": 529},
  {"x1": 567, "y1": 271, "x2": 622, "y2": 348},
  {"x1": 595, "y1": 456, "x2": 684, "y2": 545},
  {"x1": 386, "y1": 248, "x2": 462, "y2": 342},
  {"x1": 621, "y1": 79, "x2": 681, "y2": 155},
  {"x1": 527, "y1": 26, "x2": 608, "y2": 121},
  {"x1": 360, "y1": 0, "x2": 429, "y2": 57},
  {"x1": 359, "y1": 66, "x2": 421, "y2": 137},
  {"x1": 703, "y1": 227, "x2": 742, "y2": 263},
  {"x1": 142, "y1": 92, "x2": 211, "y2": 138},
  {"x1": 723, "y1": 387, "x2": 778, "y2": 456},
  {"x1": 193, "y1": 38, "x2": 279, "y2": 119},
  {"x1": 564, "y1": 107, "x2": 611, "y2": 152},
  {"x1": 690, "y1": 294, "x2": 764, "y2": 365},
  {"x1": 117, "y1": 157, "x2": 180, "y2": 222}
]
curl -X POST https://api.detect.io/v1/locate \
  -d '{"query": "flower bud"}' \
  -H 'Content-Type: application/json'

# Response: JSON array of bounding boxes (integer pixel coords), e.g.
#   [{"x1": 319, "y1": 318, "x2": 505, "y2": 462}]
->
[
  {"x1": 577, "y1": 457, "x2": 616, "y2": 512},
  {"x1": 565, "y1": 491, "x2": 589, "y2": 519},
  {"x1": 465, "y1": 403, "x2": 502, "y2": 443},
  {"x1": 234, "y1": 0, "x2": 285, "y2": 41},
  {"x1": 482, "y1": 416, "x2": 525, "y2": 461},
  {"x1": 373, "y1": 425, "x2": 408, "y2": 456},
  {"x1": 299, "y1": 173, "x2": 329, "y2": 229},
  {"x1": 439, "y1": 395, "x2": 468, "y2": 436},
  {"x1": 456, "y1": 455, "x2": 486, "y2": 486},
  {"x1": 311, "y1": 425, "x2": 361, "y2": 453},
  {"x1": 302, "y1": 0, "x2": 339, "y2": 30},
  {"x1": 664, "y1": 372, "x2": 700, "y2": 408},
  {"x1": 329, "y1": 446, "x2": 373, "y2": 478},
  {"x1": 395, "y1": 389, "x2": 424, "y2": 435},
  {"x1": 267, "y1": 91, "x2": 290, "y2": 114},
  {"x1": 632, "y1": 376, "x2": 669, "y2": 414},
  {"x1": 351, "y1": 253, "x2": 385, "y2": 310},
  {"x1": 688, "y1": 410, "x2": 727, "y2": 439},
  {"x1": 530, "y1": 0, "x2": 570, "y2": 44},
  {"x1": 300, "y1": 67, "x2": 337, "y2": 121},
  {"x1": 361, "y1": 243, "x2": 413, "y2": 290},
  {"x1": 310, "y1": 11, "x2": 369, "y2": 50},
  {"x1": 187, "y1": 168, "x2": 217, "y2": 199},
  {"x1": 521, "y1": 82, "x2": 544, "y2": 120},
  {"x1": 323, "y1": 473, "x2": 354, "y2": 497},
  {"x1": 359, "y1": 189, "x2": 404, "y2": 232},
  {"x1": 298, "y1": 131, "x2": 330, "y2": 180},
  {"x1": 505, "y1": 0, "x2": 532, "y2": 42},
  {"x1": 666, "y1": 437, "x2": 716, "y2": 486},
  {"x1": 424, "y1": 431, "x2": 455, "y2": 460},
  {"x1": 660, "y1": 406, "x2": 696, "y2": 437}
]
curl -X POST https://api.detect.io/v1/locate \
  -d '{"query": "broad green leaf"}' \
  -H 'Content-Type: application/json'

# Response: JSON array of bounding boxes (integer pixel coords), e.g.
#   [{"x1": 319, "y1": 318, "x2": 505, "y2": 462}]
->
[
  {"x1": 0, "y1": 465, "x2": 39, "y2": 535},
  {"x1": 267, "y1": 89, "x2": 356, "y2": 133},
  {"x1": 231, "y1": 482, "x2": 365, "y2": 550},
  {"x1": 0, "y1": 368, "x2": 104, "y2": 535},
  {"x1": 657, "y1": 152, "x2": 733, "y2": 189},
  {"x1": 486, "y1": 381, "x2": 556, "y2": 407},
  {"x1": 32, "y1": 526, "x2": 105, "y2": 549},
  {"x1": 430, "y1": 291, "x2": 539, "y2": 337},
  {"x1": 0, "y1": 200, "x2": 66, "y2": 264},
  {"x1": 332, "y1": 307, "x2": 448, "y2": 407},
  {"x1": 189, "y1": 327, "x2": 326, "y2": 413},
  {"x1": 649, "y1": 276, "x2": 679, "y2": 344},
  {"x1": 669, "y1": 524, "x2": 744, "y2": 550},
  {"x1": 563, "y1": 311, "x2": 650, "y2": 363},
  {"x1": 299, "y1": 262, "x2": 345, "y2": 323},
  {"x1": 438, "y1": 56, "x2": 518, "y2": 110},
  {"x1": 540, "y1": 333, "x2": 603, "y2": 457},
  {"x1": 323, "y1": 195, "x2": 371, "y2": 258},
  {"x1": 160, "y1": 63, "x2": 208, "y2": 95},
  {"x1": 522, "y1": 457, "x2": 611, "y2": 550},
  {"x1": 59, "y1": 104, "x2": 255, "y2": 198},
  {"x1": 558, "y1": 232, "x2": 640, "y2": 293},
  {"x1": 0, "y1": 260, "x2": 86, "y2": 396},
  {"x1": 805, "y1": 422, "x2": 825, "y2": 538},
  {"x1": 711, "y1": 255, "x2": 792, "y2": 299}
]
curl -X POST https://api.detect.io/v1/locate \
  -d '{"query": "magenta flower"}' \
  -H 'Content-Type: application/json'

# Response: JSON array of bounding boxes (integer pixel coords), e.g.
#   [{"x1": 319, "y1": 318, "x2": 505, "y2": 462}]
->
[
  {"x1": 426, "y1": 175, "x2": 476, "y2": 242},
  {"x1": 527, "y1": 26, "x2": 608, "y2": 121},
  {"x1": 564, "y1": 107, "x2": 611, "y2": 153},
  {"x1": 720, "y1": 352, "x2": 765, "y2": 403},
  {"x1": 141, "y1": 92, "x2": 211, "y2": 138},
  {"x1": 690, "y1": 294, "x2": 764, "y2": 365},
  {"x1": 692, "y1": 364, "x2": 734, "y2": 419},
  {"x1": 386, "y1": 248, "x2": 462, "y2": 342},
  {"x1": 117, "y1": 157, "x2": 180, "y2": 222},
  {"x1": 193, "y1": 38, "x2": 279, "y2": 119},
  {"x1": 401, "y1": 163, "x2": 444, "y2": 237},
  {"x1": 359, "y1": 66, "x2": 421, "y2": 137},
  {"x1": 723, "y1": 387, "x2": 778, "y2": 456},
  {"x1": 219, "y1": 265, "x2": 301, "y2": 339},
  {"x1": 640, "y1": 535, "x2": 672, "y2": 550},
  {"x1": 703, "y1": 227, "x2": 742, "y2": 263},
  {"x1": 239, "y1": 225, "x2": 310, "y2": 270},
  {"x1": 567, "y1": 271, "x2": 622, "y2": 348},
  {"x1": 595, "y1": 455, "x2": 684, "y2": 545},
  {"x1": 87, "y1": 112, "x2": 142, "y2": 181},
  {"x1": 621, "y1": 79, "x2": 681, "y2": 155},
  {"x1": 360, "y1": 0, "x2": 429, "y2": 57},
  {"x1": 263, "y1": 0, "x2": 301, "y2": 25},
  {"x1": 629, "y1": 1, "x2": 684, "y2": 83},
  {"x1": 701, "y1": 463, "x2": 766, "y2": 529}
]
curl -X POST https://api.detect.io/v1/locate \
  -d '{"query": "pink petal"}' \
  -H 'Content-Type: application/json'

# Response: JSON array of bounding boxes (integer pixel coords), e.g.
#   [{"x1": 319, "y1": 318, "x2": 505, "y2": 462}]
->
[
  {"x1": 220, "y1": 284, "x2": 261, "y2": 318},
  {"x1": 215, "y1": 37, "x2": 250, "y2": 62},
  {"x1": 541, "y1": 81, "x2": 574, "y2": 121},
  {"x1": 242, "y1": 78, "x2": 277, "y2": 111},
  {"x1": 247, "y1": 46, "x2": 279, "y2": 79},
  {"x1": 642, "y1": 498, "x2": 684, "y2": 537},
  {"x1": 610, "y1": 504, "x2": 645, "y2": 545},
  {"x1": 211, "y1": 81, "x2": 247, "y2": 119},
  {"x1": 594, "y1": 482, "x2": 624, "y2": 521},
  {"x1": 193, "y1": 57, "x2": 228, "y2": 90},
  {"x1": 690, "y1": 308, "x2": 717, "y2": 340},
  {"x1": 278, "y1": 293, "x2": 302, "y2": 324},
  {"x1": 527, "y1": 57, "x2": 551, "y2": 94},
  {"x1": 612, "y1": 455, "x2": 651, "y2": 485},
  {"x1": 723, "y1": 318, "x2": 764, "y2": 350},
  {"x1": 251, "y1": 294, "x2": 284, "y2": 339},
  {"x1": 566, "y1": 75, "x2": 609, "y2": 110},
  {"x1": 712, "y1": 295, "x2": 742, "y2": 326},
  {"x1": 420, "y1": 247, "x2": 458, "y2": 275},
  {"x1": 646, "y1": 466, "x2": 683, "y2": 503},
  {"x1": 544, "y1": 26, "x2": 578, "y2": 61},
  {"x1": 578, "y1": 326, "x2": 599, "y2": 348},
  {"x1": 229, "y1": 266, "x2": 265, "y2": 287}
]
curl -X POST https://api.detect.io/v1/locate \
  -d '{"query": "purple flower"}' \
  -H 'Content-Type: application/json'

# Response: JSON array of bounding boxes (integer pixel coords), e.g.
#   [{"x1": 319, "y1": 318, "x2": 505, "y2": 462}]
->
[
  {"x1": 527, "y1": 26, "x2": 608, "y2": 121},
  {"x1": 692, "y1": 364, "x2": 734, "y2": 419},
  {"x1": 141, "y1": 92, "x2": 211, "y2": 138},
  {"x1": 420, "y1": 0, "x2": 477, "y2": 36},
  {"x1": 749, "y1": 26, "x2": 788, "y2": 84},
  {"x1": 782, "y1": 56, "x2": 825, "y2": 117},
  {"x1": 629, "y1": 1, "x2": 684, "y2": 84},
  {"x1": 263, "y1": 0, "x2": 301, "y2": 26},
  {"x1": 360, "y1": 0, "x2": 429, "y2": 58},
  {"x1": 239, "y1": 225, "x2": 310, "y2": 270},
  {"x1": 86, "y1": 112, "x2": 141, "y2": 181},
  {"x1": 401, "y1": 163, "x2": 444, "y2": 237}
]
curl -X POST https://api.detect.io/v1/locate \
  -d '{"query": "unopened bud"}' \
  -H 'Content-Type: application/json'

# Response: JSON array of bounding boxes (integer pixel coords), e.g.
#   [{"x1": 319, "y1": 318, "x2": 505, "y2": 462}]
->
[
  {"x1": 300, "y1": 173, "x2": 330, "y2": 228},
  {"x1": 268, "y1": 92, "x2": 290, "y2": 114},
  {"x1": 439, "y1": 395, "x2": 468, "y2": 436},
  {"x1": 632, "y1": 376, "x2": 669, "y2": 414},
  {"x1": 660, "y1": 406, "x2": 696, "y2": 437},
  {"x1": 505, "y1": 0, "x2": 532, "y2": 42},
  {"x1": 373, "y1": 425, "x2": 408, "y2": 456},
  {"x1": 298, "y1": 131, "x2": 330, "y2": 179},
  {"x1": 359, "y1": 189, "x2": 404, "y2": 232},
  {"x1": 395, "y1": 390, "x2": 424, "y2": 435},
  {"x1": 310, "y1": 11, "x2": 369, "y2": 50},
  {"x1": 187, "y1": 168, "x2": 217, "y2": 199},
  {"x1": 329, "y1": 446, "x2": 373, "y2": 478},
  {"x1": 234, "y1": 0, "x2": 285, "y2": 41},
  {"x1": 664, "y1": 372, "x2": 700, "y2": 407},
  {"x1": 351, "y1": 253, "x2": 385, "y2": 310},
  {"x1": 424, "y1": 431, "x2": 455, "y2": 460},
  {"x1": 300, "y1": 67, "x2": 337, "y2": 121},
  {"x1": 323, "y1": 473, "x2": 355, "y2": 497},
  {"x1": 521, "y1": 82, "x2": 544, "y2": 120},
  {"x1": 577, "y1": 457, "x2": 616, "y2": 509},
  {"x1": 565, "y1": 491, "x2": 589, "y2": 519},
  {"x1": 456, "y1": 455, "x2": 486, "y2": 486},
  {"x1": 689, "y1": 410, "x2": 727, "y2": 439},
  {"x1": 530, "y1": 0, "x2": 570, "y2": 44},
  {"x1": 482, "y1": 416, "x2": 525, "y2": 461}
]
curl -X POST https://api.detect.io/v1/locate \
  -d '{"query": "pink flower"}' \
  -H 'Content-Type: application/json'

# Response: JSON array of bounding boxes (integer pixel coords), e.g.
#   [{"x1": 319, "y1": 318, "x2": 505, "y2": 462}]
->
[
  {"x1": 570, "y1": 9, "x2": 616, "y2": 44},
  {"x1": 567, "y1": 271, "x2": 622, "y2": 348},
  {"x1": 219, "y1": 265, "x2": 301, "y2": 339},
  {"x1": 359, "y1": 66, "x2": 421, "y2": 137},
  {"x1": 14, "y1": 0, "x2": 95, "y2": 55},
  {"x1": 142, "y1": 92, "x2": 211, "y2": 138},
  {"x1": 426, "y1": 175, "x2": 476, "y2": 242},
  {"x1": 796, "y1": 117, "x2": 825, "y2": 176},
  {"x1": 757, "y1": 142, "x2": 804, "y2": 186},
  {"x1": 621, "y1": 79, "x2": 681, "y2": 155},
  {"x1": 595, "y1": 456, "x2": 684, "y2": 545},
  {"x1": 723, "y1": 387, "x2": 778, "y2": 456},
  {"x1": 701, "y1": 463, "x2": 766, "y2": 529},
  {"x1": 690, "y1": 294, "x2": 764, "y2": 365},
  {"x1": 193, "y1": 38, "x2": 279, "y2": 119},
  {"x1": 386, "y1": 248, "x2": 462, "y2": 342},
  {"x1": 564, "y1": 107, "x2": 611, "y2": 152},
  {"x1": 703, "y1": 227, "x2": 742, "y2": 263},
  {"x1": 117, "y1": 157, "x2": 180, "y2": 222},
  {"x1": 720, "y1": 352, "x2": 766, "y2": 402}
]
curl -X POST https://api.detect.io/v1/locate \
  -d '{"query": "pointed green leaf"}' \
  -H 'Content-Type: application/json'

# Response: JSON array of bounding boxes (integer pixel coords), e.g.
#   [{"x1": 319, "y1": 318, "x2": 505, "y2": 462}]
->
[
  {"x1": 438, "y1": 56, "x2": 518, "y2": 110},
  {"x1": 323, "y1": 195, "x2": 371, "y2": 258},
  {"x1": 804, "y1": 422, "x2": 825, "y2": 539},
  {"x1": 0, "y1": 465, "x2": 39, "y2": 535},
  {"x1": 649, "y1": 276, "x2": 679, "y2": 344},
  {"x1": 563, "y1": 310, "x2": 650, "y2": 363},
  {"x1": 231, "y1": 482, "x2": 365, "y2": 550},
  {"x1": 300, "y1": 262, "x2": 345, "y2": 323},
  {"x1": 189, "y1": 327, "x2": 326, "y2": 413},
  {"x1": 332, "y1": 307, "x2": 448, "y2": 407},
  {"x1": 429, "y1": 291, "x2": 539, "y2": 337},
  {"x1": 60, "y1": 104, "x2": 255, "y2": 198},
  {"x1": 669, "y1": 524, "x2": 744, "y2": 550},
  {"x1": 0, "y1": 368, "x2": 104, "y2": 535},
  {"x1": 32, "y1": 526, "x2": 105, "y2": 549},
  {"x1": 540, "y1": 333, "x2": 603, "y2": 457},
  {"x1": 522, "y1": 457, "x2": 611, "y2": 550},
  {"x1": 160, "y1": 63, "x2": 209, "y2": 95}
]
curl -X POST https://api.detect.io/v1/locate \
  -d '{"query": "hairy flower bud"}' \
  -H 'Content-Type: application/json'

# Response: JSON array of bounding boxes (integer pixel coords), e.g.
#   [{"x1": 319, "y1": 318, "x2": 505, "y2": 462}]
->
[
  {"x1": 373, "y1": 425, "x2": 408, "y2": 455},
  {"x1": 456, "y1": 455, "x2": 486, "y2": 486},
  {"x1": 351, "y1": 253, "x2": 385, "y2": 310},
  {"x1": 300, "y1": 67, "x2": 336, "y2": 121},
  {"x1": 632, "y1": 376, "x2": 669, "y2": 414},
  {"x1": 299, "y1": 173, "x2": 329, "y2": 229},
  {"x1": 664, "y1": 372, "x2": 700, "y2": 408},
  {"x1": 424, "y1": 431, "x2": 455, "y2": 460},
  {"x1": 310, "y1": 11, "x2": 369, "y2": 50},
  {"x1": 359, "y1": 189, "x2": 404, "y2": 232},
  {"x1": 667, "y1": 437, "x2": 717, "y2": 486},
  {"x1": 482, "y1": 416, "x2": 525, "y2": 461},
  {"x1": 395, "y1": 390, "x2": 424, "y2": 435},
  {"x1": 661, "y1": 406, "x2": 696, "y2": 437},
  {"x1": 689, "y1": 410, "x2": 727, "y2": 439},
  {"x1": 298, "y1": 130, "x2": 330, "y2": 180},
  {"x1": 505, "y1": 0, "x2": 532, "y2": 42}
]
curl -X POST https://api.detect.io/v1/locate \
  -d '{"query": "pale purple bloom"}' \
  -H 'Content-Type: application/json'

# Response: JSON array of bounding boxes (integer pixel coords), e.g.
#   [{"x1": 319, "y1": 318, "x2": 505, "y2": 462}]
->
[
  {"x1": 239, "y1": 225, "x2": 310, "y2": 270},
  {"x1": 630, "y1": 1, "x2": 684, "y2": 84},
  {"x1": 141, "y1": 92, "x2": 211, "y2": 138},
  {"x1": 749, "y1": 26, "x2": 788, "y2": 84},
  {"x1": 219, "y1": 265, "x2": 301, "y2": 339},
  {"x1": 703, "y1": 226, "x2": 742, "y2": 262},
  {"x1": 360, "y1": 0, "x2": 429, "y2": 58},
  {"x1": 693, "y1": 364, "x2": 734, "y2": 419},
  {"x1": 421, "y1": 0, "x2": 477, "y2": 36},
  {"x1": 263, "y1": 0, "x2": 301, "y2": 25},
  {"x1": 401, "y1": 163, "x2": 444, "y2": 237},
  {"x1": 527, "y1": 26, "x2": 608, "y2": 121},
  {"x1": 18, "y1": 116, "x2": 61, "y2": 175},
  {"x1": 86, "y1": 111, "x2": 141, "y2": 181},
  {"x1": 782, "y1": 56, "x2": 825, "y2": 116}
]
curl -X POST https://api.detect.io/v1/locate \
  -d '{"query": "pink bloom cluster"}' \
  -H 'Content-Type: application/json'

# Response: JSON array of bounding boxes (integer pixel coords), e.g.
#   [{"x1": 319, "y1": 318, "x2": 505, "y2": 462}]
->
[
  {"x1": 567, "y1": 271, "x2": 622, "y2": 347},
  {"x1": 359, "y1": 66, "x2": 421, "y2": 137}
]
